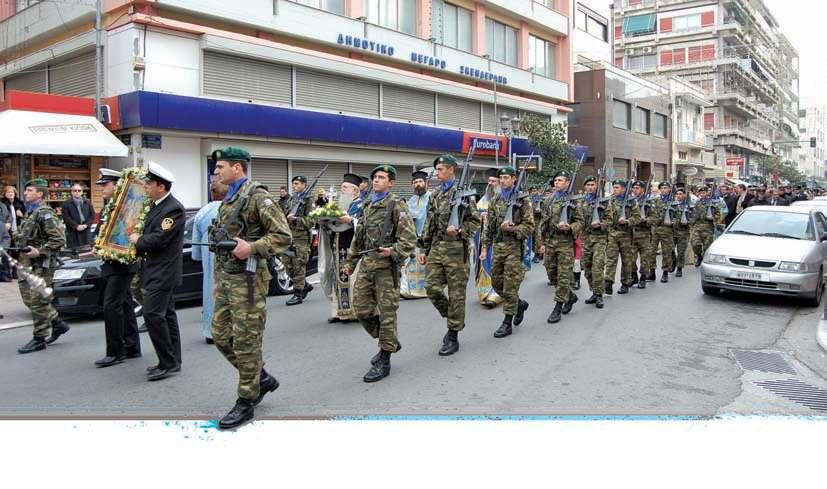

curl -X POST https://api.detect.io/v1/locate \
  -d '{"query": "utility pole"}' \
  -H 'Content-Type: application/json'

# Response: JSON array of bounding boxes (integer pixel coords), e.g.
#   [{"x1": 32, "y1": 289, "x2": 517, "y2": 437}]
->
[{"x1": 95, "y1": 0, "x2": 102, "y2": 121}]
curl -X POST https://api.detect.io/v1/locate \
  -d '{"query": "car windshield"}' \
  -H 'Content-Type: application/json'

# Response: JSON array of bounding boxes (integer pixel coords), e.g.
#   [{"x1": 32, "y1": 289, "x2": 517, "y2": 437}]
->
[{"x1": 728, "y1": 210, "x2": 815, "y2": 241}]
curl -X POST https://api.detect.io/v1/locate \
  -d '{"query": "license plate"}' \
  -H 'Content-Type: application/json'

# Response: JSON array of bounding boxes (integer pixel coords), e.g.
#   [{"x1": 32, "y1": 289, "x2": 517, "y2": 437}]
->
[{"x1": 734, "y1": 271, "x2": 765, "y2": 281}]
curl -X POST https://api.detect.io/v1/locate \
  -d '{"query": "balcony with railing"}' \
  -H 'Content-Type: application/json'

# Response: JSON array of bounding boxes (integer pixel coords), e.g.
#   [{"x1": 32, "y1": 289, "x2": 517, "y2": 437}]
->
[{"x1": 676, "y1": 125, "x2": 708, "y2": 149}]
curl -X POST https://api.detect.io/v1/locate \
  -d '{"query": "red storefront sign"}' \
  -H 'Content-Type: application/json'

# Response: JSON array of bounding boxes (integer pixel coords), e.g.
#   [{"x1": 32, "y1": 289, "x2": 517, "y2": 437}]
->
[
  {"x1": 461, "y1": 132, "x2": 508, "y2": 157},
  {"x1": 726, "y1": 157, "x2": 745, "y2": 166}
]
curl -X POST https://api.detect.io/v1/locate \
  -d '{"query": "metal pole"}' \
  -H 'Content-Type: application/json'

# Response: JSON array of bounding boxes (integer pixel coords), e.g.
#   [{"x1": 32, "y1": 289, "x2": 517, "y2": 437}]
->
[
  {"x1": 493, "y1": 77, "x2": 498, "y2": 168},
  {"x1": 95, "y1": 0, "x2": 102, "y2": 121}
]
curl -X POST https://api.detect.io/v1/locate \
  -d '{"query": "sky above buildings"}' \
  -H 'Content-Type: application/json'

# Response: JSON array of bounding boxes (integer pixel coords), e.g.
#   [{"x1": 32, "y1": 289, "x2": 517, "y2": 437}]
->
[{"x1": 763, "y1": 0, "x2": 827, "y2": 108}]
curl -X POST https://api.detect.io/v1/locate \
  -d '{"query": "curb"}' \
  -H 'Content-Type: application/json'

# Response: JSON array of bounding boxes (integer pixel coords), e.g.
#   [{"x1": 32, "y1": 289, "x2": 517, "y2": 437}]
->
[
  {"x1": 817, "y1": 318, "x2": 827, "y2": 354},
  {"x1": 0, "y1": 321, "x2": 32, "y2": 331}
]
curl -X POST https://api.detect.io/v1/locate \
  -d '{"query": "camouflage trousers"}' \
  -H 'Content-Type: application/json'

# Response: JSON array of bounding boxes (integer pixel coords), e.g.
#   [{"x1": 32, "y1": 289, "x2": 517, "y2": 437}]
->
[
  {"x1": 651, "y1": 225, "x2": 675, "y2": 271},
  {"x1": 544, "y1": 235, "x2": 576, "y2": 303},
  {"x1": 691, "y1": 224, "x2": 715, "y2": 259},
  {"x1": 581, "y1": 232, "x2": 608, "y2": 295},
  {"x1": 284, "y1": 237, "x2": 311, "y2": 291},
  {"x1": 605, "y1": 228, "x2": 634, "y2": 286},
  {"x1": 353, "y1": 266, "x2": 400, "y2": 352},
  {"x1": 490, "y1": 240, "x2": 526, "y2": 315},
  {"x1": 19, "y1": 266, "x2": 58, "y2": 339},
  {"x1": 425, "y1": 241, "x2": 470, "y2": 331},
  {"x1": 211, "y1": 270, "x2": 270, "y2": 401},
  {"x1": 532, "y1": 217, "x2": 543, "y2": 254},
  {"x1": 673, "y1": 226, "x2": 690, "y2": 267},
  {"x1": 632, "y1": 227, "x2": 654, "y2": 274}
]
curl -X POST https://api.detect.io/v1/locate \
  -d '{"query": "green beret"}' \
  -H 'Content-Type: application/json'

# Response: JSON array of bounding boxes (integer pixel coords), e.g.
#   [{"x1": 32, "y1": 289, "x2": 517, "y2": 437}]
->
[
  {"x1": 631, "y1": 180, "x2": 645, "y2": 188},
  {"x1": 24, "y1": 178, "x2": 48, "y2": 189},
  {"x1": 582, "y1": 175, "x2": 596, "y2": 184},
  {"x1": 698, "y1": 186, "x2": 710, "y2": 192},
  {"x1": 433, "y1": 154, "x2": 458, "y2": 168},
  {"x1": 658, "y1": 181, "x2": 671, "y2": 189},
  {"x1": 612, "y1": 179, "x2": 627, "y2": 187},
  {"x1": 371, "y1": 164, "x2": 397, "y2": 180},
  {"x1": 553, "y1": 170, "x2": 570, "y2": 180},
  {"x1": 212, "y1": 147, "x2": 250, "y2": 162},
  {"x1": 498, "y1": 167, "x2": 517, "y2": 176},
  {"x1": 292, "y1": 175, "x2": 307, "y2": 184}
]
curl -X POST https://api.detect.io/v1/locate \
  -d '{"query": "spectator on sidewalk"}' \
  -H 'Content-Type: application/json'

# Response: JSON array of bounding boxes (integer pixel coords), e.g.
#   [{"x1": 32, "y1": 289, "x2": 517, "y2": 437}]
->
[
  {"x1": 191, "y1": 180, "x2": 228, "y2": 344},
  {"x1": 60, "y1": 183, "x2": 95, "y2": 250},
  {"x1": 2, "y1": 186, "x2": 24, "y2": 280},
  {"x1": 1, "y1": 200, "x2": 11, "y2": 281}
]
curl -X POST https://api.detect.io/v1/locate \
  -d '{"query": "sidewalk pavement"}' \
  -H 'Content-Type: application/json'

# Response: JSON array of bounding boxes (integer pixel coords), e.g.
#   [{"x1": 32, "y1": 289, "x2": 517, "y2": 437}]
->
[{"x1": 0, "y1": 280, "x2": 31, "y2": 330}]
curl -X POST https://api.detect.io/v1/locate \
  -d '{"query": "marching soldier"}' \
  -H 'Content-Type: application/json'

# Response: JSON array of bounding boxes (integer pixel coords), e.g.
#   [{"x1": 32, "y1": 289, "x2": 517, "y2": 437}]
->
[
  {"x1": 480, "y1": 167, "x2": 533, "y2": 338},
  {"x1": 343, "y1": 165, "x2": 416, "y2": 383},
  {"x1": 284, "y1": 175, "x2": 315, "y2": 306},
  {"x1": 604, "y1": 179, "x2": 637, "y2": 295},
  {"x1": 650, "y1": 182, "x2": 676, "y2": 283},
  {"x1": 13, "y1": 178, "x2": 70, "y2": 354},
  {"x1": 690, "y1": 186, "x2": 723, "y2": 266},
  {"x1": 672, "y1": 187, "x2": 691, "y2": 277},
  {"x1": 420, "y1": 154, "x2": 481, "y2": 356},
  {"x1": 630, "y1": 180, "x2": 654, "y2": 289},
  {"x1": 577, "y1": 176, "x2": 608, "y2": 309},
  {"x1": 539, "y1": 171, "x2": 583, "y2": 323},
  {"x1": 209, "y1": 147, "x2": 292, "y2": 429}
]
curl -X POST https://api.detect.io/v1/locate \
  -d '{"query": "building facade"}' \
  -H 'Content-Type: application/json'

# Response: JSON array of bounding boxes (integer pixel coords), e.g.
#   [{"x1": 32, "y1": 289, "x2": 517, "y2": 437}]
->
[
  {"x1": 0, "y1": 0, "x2": 575, "y2": 207},
  {"x1": 612, "y1": 0, "x2": 800, "y2": 182},
  {"x1": 798, "y1": 105, "x2": 826, "y2": 179},
  {"x1": 573, "y1": 0, "x2": 612, "y2": 69}
]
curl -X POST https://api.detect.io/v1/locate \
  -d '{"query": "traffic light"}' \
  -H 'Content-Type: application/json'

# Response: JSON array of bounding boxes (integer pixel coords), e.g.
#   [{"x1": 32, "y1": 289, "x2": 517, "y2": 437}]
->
[{"x1": 811, "y1": 137, "x2": 817, "y2": 148}]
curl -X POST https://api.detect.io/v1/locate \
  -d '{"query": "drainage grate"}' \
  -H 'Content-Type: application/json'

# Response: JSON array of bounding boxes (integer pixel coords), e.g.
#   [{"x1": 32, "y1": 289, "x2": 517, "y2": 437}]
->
[
  {"x1": 754, "y1": 379, "x2": 827, "y2": 412},
  {"x1": 730, "y1": 349, "x2": 797, "y2": 375}
]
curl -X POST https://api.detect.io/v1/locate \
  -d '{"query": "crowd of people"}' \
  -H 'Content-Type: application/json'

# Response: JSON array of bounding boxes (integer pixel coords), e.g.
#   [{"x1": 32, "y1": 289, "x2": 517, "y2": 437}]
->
[{"x1": 3, "y1": 147, "x2": 821, "y2": 429}]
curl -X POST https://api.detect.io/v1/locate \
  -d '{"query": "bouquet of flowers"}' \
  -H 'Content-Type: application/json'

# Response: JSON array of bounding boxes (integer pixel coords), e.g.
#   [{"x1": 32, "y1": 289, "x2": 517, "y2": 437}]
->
[{"x1": 310, "y1": 201, "x2": 345, "y2": 224}]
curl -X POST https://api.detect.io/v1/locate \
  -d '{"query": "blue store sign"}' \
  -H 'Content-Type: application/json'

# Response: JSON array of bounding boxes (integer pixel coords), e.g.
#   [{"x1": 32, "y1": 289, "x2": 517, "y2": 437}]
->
[
  {"x1": 337, "y1": 33, "x2": 395, "y2": 57},
  {"x1": 460, "y1": 65, "x2": 507, "y2": 85},
  {"x1": 410, "y1": 52, "x2": 447, "y2": 70}
]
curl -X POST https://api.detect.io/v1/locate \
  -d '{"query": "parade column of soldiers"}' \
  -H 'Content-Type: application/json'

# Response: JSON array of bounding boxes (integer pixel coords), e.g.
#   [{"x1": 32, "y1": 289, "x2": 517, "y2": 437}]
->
[
  {"x1": 650, "y1": 182, "x2": 676, "y2": 283},
  {"x1": 690, "y1": 186, "x2": 724, "y2": 267},
  {"x1": 577, "y1": 176, "x2": 607, "y2": 309},
  {"x1": 604, "y1": 179, "x2": 637, "y2": 295},
  {"x1": 283, "y1": 174, "x2": 315, "y2": 306}
]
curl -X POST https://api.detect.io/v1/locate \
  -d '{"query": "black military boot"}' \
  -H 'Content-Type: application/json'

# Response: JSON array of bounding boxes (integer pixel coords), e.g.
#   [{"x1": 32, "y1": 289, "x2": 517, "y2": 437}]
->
[
  {"x1": 493, "y1": 315, "x2": 513, "y2": 338},
  {"x1": 46, "y1": 319, "x2": 70, "y2": 345},
  {"x1": 301, "y1": 283, "x2": 314, "y2": 299},
  {"x1": 547, "y1": 302, "x2": 564, "y2": 323},
  {"x1": 285, "y1": 292, "x2": 303, "y2": 306},
  {"x1": 439, "y1": 330, "x2": 459, "y2": 356},
  {"x1": 694, "y1": 255, "x2": 703, "y2": 267},
  {"x1": 218, "y1": 397, "x2": 255, "y2": 430},
  {"x1": 254, "y1": 369, "x2": 280, "y2": 407},
  {"x1": 604, "y1": 281, "x2": 613, "y2": 295},
  {"x1": 585, "y1": 293, "x2": 599, "y2": 304},
  {"x1": 595, "y1": 295, "x2": 604, "y2": 309},
  {"x1": 364, "y1": 350, "x2": 391, "y2": 382},
  {"x1": 17, "y1": 337, "x2": 46, "y2": 354},
  {"x1": 661, "y1": 271, "x2": 669, "y2": 283},
  {"x1": 561, "y1": 292, "x2": 578, "y2": 314},
  {"x1": 676, "y1": 267, "x2": 683, "y2": 277},
  {"x1": 617, "y1": 284, "x2": 630, "y2": 294},
  {"x1": 636, "y1": 274, "x2": 646, "y2": 289},
  {"x1": 631, "y1": 273, "x2": 639, "y2": 286},
  {"x1": 647, "y1": 269, "x2": 656, "y2": 282},
  {"x1": 371, "y1": 341, "x2": 401, "y2": 365},
  {"x1": 513, "y1": 299, "x2": 529, "y2": 326},
  {"x1": 572, "y1": 272, "x2": 581, "y2": 290}
]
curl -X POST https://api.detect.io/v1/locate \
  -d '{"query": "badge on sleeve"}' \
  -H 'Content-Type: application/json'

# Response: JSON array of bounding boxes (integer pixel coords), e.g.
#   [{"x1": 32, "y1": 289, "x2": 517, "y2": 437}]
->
[
  {"x1": 161, "y1": 217, "x2": 174, "y2": 231},
  {"x1": 263, "y1": 198, "x2": 274, "y2": 207}
]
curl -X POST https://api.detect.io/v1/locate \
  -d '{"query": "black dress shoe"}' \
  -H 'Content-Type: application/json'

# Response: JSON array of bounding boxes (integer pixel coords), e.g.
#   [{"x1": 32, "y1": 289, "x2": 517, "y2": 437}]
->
[
  {"x1": 94, "y1": 356, "x2": 124, "y2": 368},
  {"x1": 513, "y1": 299, "x2": 529, "y2": 326},
  {"x1": 137, "y1": 323, "x2": 148, "y2": 333},
  {"x1": 254, "y1": 370, "x2": 280, "y2": 407},
  {"x1": 561, "y1": 293, "x2": 578, "y2": 314},
  {"x1": 218, "y1": 398, "x2": 255, "y2": 430},
  {"x1": 147, "y1": 366, "x2": 180, "y2": 381},
  {"x1": 617, "y1": 285, "x2": 630, "y2": 294},
  {"x1": 371, "y1": 341, "x2": 401, "y2": 365},
  {"x1": 17, "y1": 337, "x2": 46, "y2": 354},
  {"x1": 285, "y1": 293, "x2": 303, "y2": 306},
  {"x1": 125, "y1": 351, "x2": 142, "y2": 359},
  {"x1": 46, "y1": 320, "x2": 70, "y2": 344},
  {"x1": 364, "y1": 350, "x2": 391, "y2": 382},
  {"x1": 205, "y1": 337, "x2": 214, "y2": 345},
  {"x1": 438, "y1": 330, "x2": 459, "y2": 356},
  {"x1": 676, "y1": 267, "x2": 683, "y2": 277}
]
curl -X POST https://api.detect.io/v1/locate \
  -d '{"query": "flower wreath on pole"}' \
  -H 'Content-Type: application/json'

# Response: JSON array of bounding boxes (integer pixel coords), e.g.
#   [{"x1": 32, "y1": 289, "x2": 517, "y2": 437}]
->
[{"x1": 93, "y1": 167, "x2": 152, "y2": 264}]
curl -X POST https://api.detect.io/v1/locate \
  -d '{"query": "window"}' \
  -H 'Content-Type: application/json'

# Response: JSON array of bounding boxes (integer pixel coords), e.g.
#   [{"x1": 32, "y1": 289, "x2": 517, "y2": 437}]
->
[
  {"x1": 529, "y1": 35, "x2": 556, "y2": 78},
  {"x1": 613, "y1": 100, "x2": 631, "y2": 130},
  {"x1": 653, "y1": 113, "x2": 667, "y2": 138},
  {"x1": 486, "y1": 18, "x2": 518, "y2": 66},
  {"x1": 625, "y1": 54, "x2": 656, "y2": 70},
  {"x1": 673, "y1": 14, "x2": 701, "y2": 32},
  {"x1": 568, "y1": 103, "x2": 581, "y2": 126},
  {"x1": 433, "y1": 2, "x2": 472, "y2": 51},
  {"x1": 291, "y1": 0, "x2": 345, "y2": 15},
  {"x1": 364, "y1": 0, "x2": 416, "y2": 35},
  {"x1": 622, "y1": 14, "x2": 656, "y2": 36},
  {"x1": 576, "y1": 9, "x2": 608, "y2": 41},
  {"x1": 633, "y1": 107, "x2": 650, "y2": 134}
]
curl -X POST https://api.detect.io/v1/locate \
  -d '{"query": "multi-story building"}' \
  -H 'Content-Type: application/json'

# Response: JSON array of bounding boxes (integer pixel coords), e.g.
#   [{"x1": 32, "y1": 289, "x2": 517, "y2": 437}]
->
[
  {"x1": 573, "y1": 0, "x2": 612, "y2": 69},
  {"x1": 0, "y1": 0, "x2": 574, "y2": 207},
  {"x1": 612, "y1": 0, "x2": 800, "y2": 182},
  {"x1": 798, "y1": 105, "x2": 826, "y2": 179},
  {"x1": 666, "y1": 75, "x2": 714, "y2": 182}
]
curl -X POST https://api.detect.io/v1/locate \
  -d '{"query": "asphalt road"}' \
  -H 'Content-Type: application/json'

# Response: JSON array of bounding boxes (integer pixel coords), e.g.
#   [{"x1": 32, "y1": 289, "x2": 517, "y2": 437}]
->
[{"x1": 1, "y1": 263, "x2": 824, "y2": 418}]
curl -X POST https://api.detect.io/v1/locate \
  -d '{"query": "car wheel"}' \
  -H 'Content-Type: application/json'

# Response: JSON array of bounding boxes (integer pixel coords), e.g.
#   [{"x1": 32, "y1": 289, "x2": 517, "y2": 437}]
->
[
  {"x1": 701, "y1": 282, "x2": 720, "y2": 296},
  {"x1": 804, "y1": 270, "x2": 824, "y2": 307}
]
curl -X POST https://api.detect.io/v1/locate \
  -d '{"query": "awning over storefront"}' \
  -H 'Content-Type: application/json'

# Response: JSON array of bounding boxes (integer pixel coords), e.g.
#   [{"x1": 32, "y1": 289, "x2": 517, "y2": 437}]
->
[
  {"x1": 703, "y1": 166, "x2": 726, "y2": 178},
  {"x1": 623, "y1": 14, "x2": 656, "y2": 35},
  {"x1": 0, "y1": 109, "x2": 128, "y2": 157},
  {"x1": 726, "y1": 177, "x2": 749, "y2": 187}
]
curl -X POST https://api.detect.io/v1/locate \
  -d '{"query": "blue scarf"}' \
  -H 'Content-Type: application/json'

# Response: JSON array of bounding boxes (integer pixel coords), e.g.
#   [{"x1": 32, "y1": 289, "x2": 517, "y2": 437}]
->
[
  {"x1": 371, "y1": 191, "x2": 389, "y2": 204},
  {"x1": 661, "y1": 194, "x2": 671, "y2": 202},
  {"x1": 500, "y1": 188, "x2": 514, "y2": 200},
  {"x1": 224, "y1": 178, "x2": 248, "y2": 202},
  {"x1": 440, "y1": 179, "x2": 456, "y2": 193},
  {"x1": 585, "y1": 192, "x2": 596, "y2": 204},
  {"x1": 614, "y1": 195, "x2": 625, "y2": 202},
  {"x1": 553, "y1": 191, "x2": 567, "y2": 200},
  {"x1": 25, "y1": 201, "x2": 41, "y2": 214}
]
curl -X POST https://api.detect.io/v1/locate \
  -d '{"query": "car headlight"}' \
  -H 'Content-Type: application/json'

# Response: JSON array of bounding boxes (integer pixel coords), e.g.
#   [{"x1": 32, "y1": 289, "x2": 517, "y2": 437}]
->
[
  {"x1": 53, "y1": 268, "x2": 85, "y2": 281},
  {"x1": 704, "y1": 254, "x2": 727, "y2": 264},
  {"x1": 778, "y1": 261, "x2": 808, "y2": 273}
]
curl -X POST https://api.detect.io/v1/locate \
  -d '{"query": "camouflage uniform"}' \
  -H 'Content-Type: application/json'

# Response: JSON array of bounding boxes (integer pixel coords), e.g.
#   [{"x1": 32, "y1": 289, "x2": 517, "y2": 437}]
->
[
  {"x1": 631, "y1": 197, "x2": 655, "y2": 279},
  {"x1": 344, "y1": 192, "x2": 416, "y2": 353},
  {"x1": 283, "y1": 193, "x2": 315, "y2": 292},
  {"x1": 649, "y1": 197, "x2": 675, "y2": 273},
  {"x1": 481, "y1": 190, "x2": 534, "y2": 315},
  {"x1": 673, "y1": 203, "x2": 692, "y2": 268},
  {"x1": 211, "y1": 180, "x2": 292, "y2": 401},
  {"x1": 690, "y1": 198, "x2": 722, "y2": 260},
  {"x1": 577, "y1": 195, "x2": 609, "y2": 295},
  {"x1": 604, "y1": 196, "x2": 637, "y2": 288},
  {"x1": 538, "y1": 193, "x2": 584, "y2": 303},
  {"x1": 14, "y1": 201, "x2": 65, "y2": 339},
  {"x1": 422, "y1": 184, "x2": 481, "y2": 332}
]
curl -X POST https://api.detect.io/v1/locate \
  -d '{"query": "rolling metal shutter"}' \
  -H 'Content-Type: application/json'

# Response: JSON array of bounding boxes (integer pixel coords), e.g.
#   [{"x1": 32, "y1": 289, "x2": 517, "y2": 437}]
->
[
  {"x1": 295, "y1": 69, "x2": 379, "y2": 117},
  {"x1": 437, "y1": 94, "x2": 480, "y2": 130},
  {"x1": 49, "y1": 51, "x2": 98, "y2": 97},
  {"x1": 382, "y1": 84, "x2": 435, "y2": 124},
  {"x1": 4, "y1": 67, "x2": 48, "y2": 94},
  {"x1": 250, "y1": 158, "x2": 288, "y2": 193},
  {"x1": 203, "y1": 51, "x2": 292, "y2": 104},
  {"x1": 291, "y1": 160, "x2": 349, "y2": 195},
  {"x1": 482, "y1": 104, "x2": 520, "y2": 133}
]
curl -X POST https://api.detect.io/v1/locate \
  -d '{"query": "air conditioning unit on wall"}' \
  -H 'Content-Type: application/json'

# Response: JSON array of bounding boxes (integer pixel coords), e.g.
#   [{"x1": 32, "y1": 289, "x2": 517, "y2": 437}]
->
[
  {"x1": 626, "y1": 48, "x2": 635, "y2": 56},
  {"x1": 643, "y1": 46, "x2": 653, "y2": 54}
]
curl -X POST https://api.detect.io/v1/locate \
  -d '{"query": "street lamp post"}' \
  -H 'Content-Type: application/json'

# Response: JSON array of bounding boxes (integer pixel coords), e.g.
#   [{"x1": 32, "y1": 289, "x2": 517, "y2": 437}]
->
[{"x1": 500, "y1": 115, "x2": 521, "y2": 168}]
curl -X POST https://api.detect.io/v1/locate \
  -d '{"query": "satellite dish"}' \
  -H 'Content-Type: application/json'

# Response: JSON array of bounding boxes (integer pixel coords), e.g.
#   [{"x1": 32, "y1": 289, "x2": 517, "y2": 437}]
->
[{"x1": 683, "y1": 167, "x2": 698, "y2": 176}]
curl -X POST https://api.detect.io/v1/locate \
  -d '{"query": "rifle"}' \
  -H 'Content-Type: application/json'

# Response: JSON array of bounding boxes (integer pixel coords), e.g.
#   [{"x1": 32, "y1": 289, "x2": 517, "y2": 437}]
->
[
  {"x1": 288, "y1": 164, "x2": 330, "y2": 219},
  {"x1": 448, "y1": 142, "x2": 478, "y2": 230},
  {"x1": 504, "y1": 157, "x2": 531, "y2": 225},
  {"x1": 558, "y1": 150, "x2": 586, "y2": 226},
  {"x1": 190, "y1": 240, "x2": 258, "y2": 304},
  {"x1": 638, "y1": 174, "x2": 654, "y2": 221},
  {"x1": 0, "y1": 246, "x2": 52, "y2": 298},
  {"x1": 619, "y1": 171, "x2": 636, "y2": 222},
  {"x1": 590, "y1": 162, "x2": 610, "y2": 227}
]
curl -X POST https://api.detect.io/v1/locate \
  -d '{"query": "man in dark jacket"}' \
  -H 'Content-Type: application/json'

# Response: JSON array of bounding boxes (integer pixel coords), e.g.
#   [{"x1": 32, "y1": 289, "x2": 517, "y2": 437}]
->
[
  {"x1": 128, "y1": 162, "x2": 185, "y2": 381},
  {"x1": 61, "y1": 184, "x2": 95, "y2": 250}
]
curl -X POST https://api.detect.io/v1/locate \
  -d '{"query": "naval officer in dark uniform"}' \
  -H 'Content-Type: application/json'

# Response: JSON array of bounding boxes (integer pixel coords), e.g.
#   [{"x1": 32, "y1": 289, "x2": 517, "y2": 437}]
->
[{"x1": 128, "y1": 162, "x2": 185, "y2": 381}]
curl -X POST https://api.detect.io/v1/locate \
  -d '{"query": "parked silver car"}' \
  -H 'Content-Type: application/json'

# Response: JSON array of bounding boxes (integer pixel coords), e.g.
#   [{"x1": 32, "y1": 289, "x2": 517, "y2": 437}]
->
[{"x1": 700, "y1": 205, "x2": 827, "y2": 306}]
